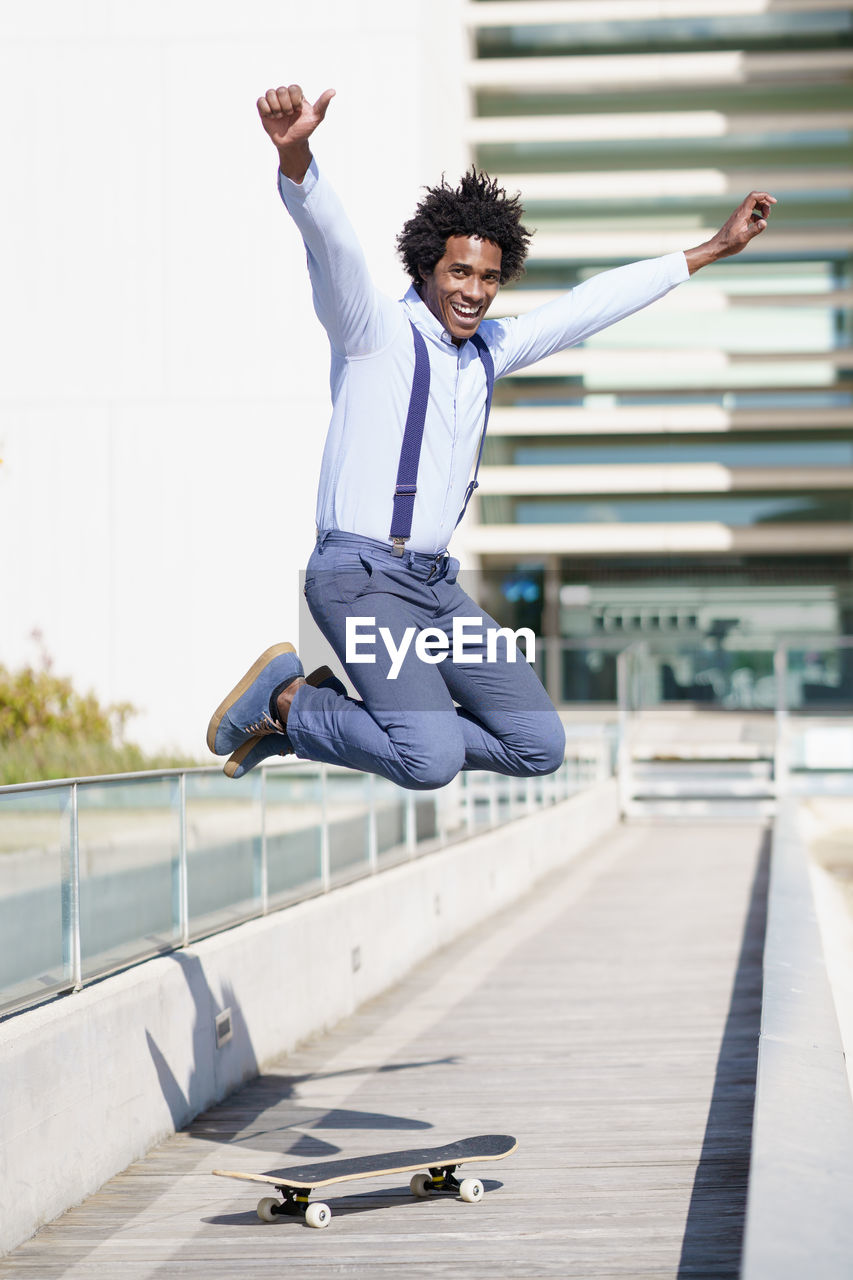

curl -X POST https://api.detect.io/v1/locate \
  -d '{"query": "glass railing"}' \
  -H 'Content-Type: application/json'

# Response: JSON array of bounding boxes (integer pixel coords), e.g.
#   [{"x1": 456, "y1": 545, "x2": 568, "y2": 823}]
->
[
  {"x1": 533, "y1": 636, "x2": 853, "y2": 713},
  {"x1": 0, "y1": 752, "x2": 608, "y2": 1018},
  {"x1": 609, "y1": 638, "x2": 853, "y2": 802}
]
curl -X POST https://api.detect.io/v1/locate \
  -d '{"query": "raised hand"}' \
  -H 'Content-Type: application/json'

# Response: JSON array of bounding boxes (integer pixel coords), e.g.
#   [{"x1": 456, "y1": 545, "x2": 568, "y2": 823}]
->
[
  {"x1": 258, "y1": 84, "x2": 336, "y2": 182},
  {"x1": 685, "y1": 191, "x2": 777, "y2": 274}
]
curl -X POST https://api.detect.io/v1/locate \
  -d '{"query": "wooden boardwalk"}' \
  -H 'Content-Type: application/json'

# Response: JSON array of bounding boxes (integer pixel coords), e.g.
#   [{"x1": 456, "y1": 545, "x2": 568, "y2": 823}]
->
[{"x1": 1, "y1": 821, "x2": 769, "y2": 1279}]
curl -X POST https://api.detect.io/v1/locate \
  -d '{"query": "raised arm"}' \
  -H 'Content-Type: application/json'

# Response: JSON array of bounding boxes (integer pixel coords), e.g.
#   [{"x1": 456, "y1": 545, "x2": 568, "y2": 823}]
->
[
  {"x1": 487, "y1": 189, "x2": 777, "y2": 377},
  {"x1": 257, "y1": 83, "x2": 335, "y2": 183},
  {"x1": 685, "y1": 190, "x2": 776, "y2": 274},
  {"x1": 258, "y1": 84, "x2": 397, "y2": 357}
]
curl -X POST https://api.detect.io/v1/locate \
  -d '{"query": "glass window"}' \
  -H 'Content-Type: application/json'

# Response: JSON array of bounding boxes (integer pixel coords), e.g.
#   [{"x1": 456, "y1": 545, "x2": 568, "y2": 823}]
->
[
  {"x1": 506, "y1": 436, "x2": 853, "y2": 468},
  {"x1": 477, "y1": 135, "x2": 852, "y2": 177},
  {"x1": 476, "y1": 83, "x2": 853, "y2": 119},
  {"x1": 491, "y1": 493, "x2": 853, "y2": 526},
  {"x1": 475, "y1": 10, "x2": 853, "y2": 59}
]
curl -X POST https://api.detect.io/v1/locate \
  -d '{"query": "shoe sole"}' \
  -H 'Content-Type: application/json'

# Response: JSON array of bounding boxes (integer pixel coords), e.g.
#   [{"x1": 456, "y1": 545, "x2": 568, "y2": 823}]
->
[
  {"x1": 206, "y1": 641, "x2": 297, "y2": 755},
  {"x1": 222, "y1": 665, "x2": 337, "y2": 778},
  {"x1": 223, "y1": 735, "x2": 272, "y2": 779}
]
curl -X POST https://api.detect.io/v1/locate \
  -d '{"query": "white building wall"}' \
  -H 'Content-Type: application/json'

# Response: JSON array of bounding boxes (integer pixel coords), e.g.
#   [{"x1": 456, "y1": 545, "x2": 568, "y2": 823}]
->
[{"x1": 0, "y1": 0, "x2": 467, "y2": 756}]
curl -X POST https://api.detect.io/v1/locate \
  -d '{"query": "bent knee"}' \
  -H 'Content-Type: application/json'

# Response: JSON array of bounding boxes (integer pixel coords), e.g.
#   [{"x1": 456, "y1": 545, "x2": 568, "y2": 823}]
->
[
  {"x1": 397, "y1": 740, "x2": 465, "y2": 791},
  {"x1": 517, "y1": 714, "x2": 566, "y2": 777}
]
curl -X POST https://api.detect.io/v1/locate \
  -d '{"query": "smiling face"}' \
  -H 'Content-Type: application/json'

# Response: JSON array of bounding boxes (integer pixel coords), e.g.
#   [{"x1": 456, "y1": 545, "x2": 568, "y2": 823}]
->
[{"x1": 418, "y1": 235, "x2": 503, "y2": 344}]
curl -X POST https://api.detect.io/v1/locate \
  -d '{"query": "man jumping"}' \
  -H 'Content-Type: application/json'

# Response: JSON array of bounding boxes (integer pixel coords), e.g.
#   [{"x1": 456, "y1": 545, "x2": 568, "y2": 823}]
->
[{"x1": 206, "y1": 82, "x2": 775, "y2": 788}]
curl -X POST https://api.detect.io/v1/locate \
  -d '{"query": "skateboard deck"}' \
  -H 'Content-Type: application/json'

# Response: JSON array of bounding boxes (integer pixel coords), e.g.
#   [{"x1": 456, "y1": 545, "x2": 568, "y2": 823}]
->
[{"x1": 214, "y1": 1133, "x2": 517, "y2": 1228}]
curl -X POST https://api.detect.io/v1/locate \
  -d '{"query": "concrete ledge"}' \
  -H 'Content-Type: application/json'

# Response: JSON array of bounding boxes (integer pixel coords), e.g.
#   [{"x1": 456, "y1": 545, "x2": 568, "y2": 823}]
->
[
  {"x1": 0, "y1": 779, "x2": 618, "y2": 1254},
  {"x1": 741, "y1": 798, "x2": 853, "y2": 1280}
]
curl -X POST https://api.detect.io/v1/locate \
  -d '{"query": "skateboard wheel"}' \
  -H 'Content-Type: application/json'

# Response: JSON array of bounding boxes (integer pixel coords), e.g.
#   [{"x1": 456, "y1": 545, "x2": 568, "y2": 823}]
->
[
  {"x1": 305, "y1": 1202, "x2": 331, "y2": 1229},
  {"x1": 459, "y1": 1178, "x2": 484, "y2": 1203},
  {"x1": 410, "y1": 1172, "x2": 432, "y2": 1198},
  {"x1": 257, "y1": 1197, "x2": 280, "y2": 1222}
]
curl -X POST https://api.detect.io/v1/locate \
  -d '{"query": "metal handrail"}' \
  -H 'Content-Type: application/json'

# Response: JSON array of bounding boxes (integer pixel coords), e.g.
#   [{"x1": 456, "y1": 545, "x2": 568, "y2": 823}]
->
[{"x1": 0, "y1": 747, "x2": 611, "y2": 1018}]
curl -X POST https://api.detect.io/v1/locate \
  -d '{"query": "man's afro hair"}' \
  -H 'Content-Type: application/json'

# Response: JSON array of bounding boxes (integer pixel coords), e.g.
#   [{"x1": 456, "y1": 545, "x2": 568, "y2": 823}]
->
[{"x1": 396, "y1": 168, "x2": 531, "y2": 286}]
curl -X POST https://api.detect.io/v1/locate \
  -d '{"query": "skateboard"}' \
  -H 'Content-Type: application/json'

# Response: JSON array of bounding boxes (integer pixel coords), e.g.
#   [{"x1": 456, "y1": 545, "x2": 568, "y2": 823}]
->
[{"x1": 213, "y1": 1133, "x2": 517, "y2": 1228}]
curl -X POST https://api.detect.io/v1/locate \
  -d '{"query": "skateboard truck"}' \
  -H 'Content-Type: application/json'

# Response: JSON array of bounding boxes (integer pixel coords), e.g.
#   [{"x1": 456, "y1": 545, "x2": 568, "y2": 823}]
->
[
  {"x1": 410, "y1": 1164, "x2": 484, "y2": 1203},
  {"x1": 430, "y1": 1165, "x2": 464, "y2": 1193},
  {"x1": 258, "y1": 1186, "x2": 331, "y2": 1230}
]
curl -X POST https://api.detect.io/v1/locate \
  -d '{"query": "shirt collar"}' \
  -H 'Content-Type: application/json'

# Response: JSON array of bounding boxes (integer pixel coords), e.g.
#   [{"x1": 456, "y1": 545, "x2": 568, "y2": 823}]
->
[{"x1": 403, "y1": 285, "x2": 458, "y2": 348}]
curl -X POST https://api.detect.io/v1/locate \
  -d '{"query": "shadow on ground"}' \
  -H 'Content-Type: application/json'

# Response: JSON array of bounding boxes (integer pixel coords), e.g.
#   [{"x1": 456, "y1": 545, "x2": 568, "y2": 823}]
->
[
  {"x1": 678, "y1": 832, "x2": 770, "y2": 1279},
  {"x1": 204, "y1": 1177, "x2": 505, "y2": 1228},
  {"x1": 188, "y1": 1057, "x2": 455, "y2": 1160}
]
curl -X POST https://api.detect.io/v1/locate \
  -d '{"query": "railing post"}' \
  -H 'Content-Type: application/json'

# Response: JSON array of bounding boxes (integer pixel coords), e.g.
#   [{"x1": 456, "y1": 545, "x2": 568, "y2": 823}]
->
[
  {"x1": 434, "y1": 780, "x2": 453, "y2": 847},
  {"x1": 367, "y1": 773, "x2": 378, "y2": 872},
  {"x1": 464, "y1": 773, "x2": 476, "y2": 835},
  {"x1": 774, "y1": 645, "x2": 789, "y2": 801},
  {"x1": 67, "y1": 782, "x2": 82, "y2": 991},
  {"x1": 405, "y1": 790, "x2": 417, "y2": 857},
  {"x1": 259, "y1": 767, "x2": 269, "y2": 913},
  {"x1": 178, "y1": 772, "x2": 189, "y2": 947},
  {"x1": 506, "y1": 773, "x2": 516, "y2": 822},
  {"x1": 320, "y1": 766, "x2": 331, "y2": 891},
  {"x1": 545, "y1": 635, "x2": 562, "y2": 708},
  {"x1": 616, "y1": 647, "x2": 632, "y2": 818}
]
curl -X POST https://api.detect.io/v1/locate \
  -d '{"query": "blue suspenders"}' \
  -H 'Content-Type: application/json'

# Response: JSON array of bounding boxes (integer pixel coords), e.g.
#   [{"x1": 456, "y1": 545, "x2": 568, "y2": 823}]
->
[{"x1": 389, "y1": 321, "x2": 495, "y2": 556}]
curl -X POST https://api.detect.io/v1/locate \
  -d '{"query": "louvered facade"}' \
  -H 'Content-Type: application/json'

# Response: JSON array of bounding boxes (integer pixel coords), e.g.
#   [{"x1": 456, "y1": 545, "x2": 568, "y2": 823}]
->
[{"x1": 461, "y1": 0, "x2": 853, "y2": 704}]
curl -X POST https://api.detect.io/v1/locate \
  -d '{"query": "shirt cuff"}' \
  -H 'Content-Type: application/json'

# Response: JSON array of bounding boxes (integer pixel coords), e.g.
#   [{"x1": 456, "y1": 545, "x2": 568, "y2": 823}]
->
[
  {"x1": 277, "y1": 156, "x2": 320, "y2": 206},
  {"x1": 667, "y1": 250, "x2": 690, "y2": 284}
]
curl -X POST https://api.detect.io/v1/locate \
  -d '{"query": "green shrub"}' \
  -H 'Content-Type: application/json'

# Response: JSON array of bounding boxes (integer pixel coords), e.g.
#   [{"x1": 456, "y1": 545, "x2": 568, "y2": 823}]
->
[{"x1": 0, "y1": 646, "x2": 194, "y2": 784}]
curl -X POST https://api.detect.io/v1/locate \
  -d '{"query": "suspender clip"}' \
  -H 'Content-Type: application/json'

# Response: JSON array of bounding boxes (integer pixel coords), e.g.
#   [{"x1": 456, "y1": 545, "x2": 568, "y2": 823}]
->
[{"x1": 391, "y1": 537, "x2": 407, "y2": 557}]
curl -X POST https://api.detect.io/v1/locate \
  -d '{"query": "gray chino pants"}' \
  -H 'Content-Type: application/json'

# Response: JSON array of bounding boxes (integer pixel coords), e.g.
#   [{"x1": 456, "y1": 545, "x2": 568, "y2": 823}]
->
[{"x1": 285, "y1": 531, "x2": 566, "y2": 791}]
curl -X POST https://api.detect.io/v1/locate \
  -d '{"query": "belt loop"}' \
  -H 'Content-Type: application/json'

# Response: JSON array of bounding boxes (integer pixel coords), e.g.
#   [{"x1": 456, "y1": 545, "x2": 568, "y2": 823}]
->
[{"x1": 316, "y1": 529, "x2": 330, "y2": 554}]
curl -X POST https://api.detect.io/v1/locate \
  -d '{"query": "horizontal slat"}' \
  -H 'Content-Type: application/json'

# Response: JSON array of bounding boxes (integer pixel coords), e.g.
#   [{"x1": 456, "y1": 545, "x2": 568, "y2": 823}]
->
[
  {"x1": 489, "y1": 289, "x2": 853, "y2": 318},
  {"x1": 479, "y1": 463, "x2": 853, "y2": 494},
  {"x1": 623, "y1": 797, "x2": 777, "y2": 816},
  {"x1": 502, "y1": 347, "x2": 853, "y2": 377},
  {"x1": 527, "y1": 228, "x2": 853, "y2": 258},
  {"x1": 632, "y1": 779, "x2": 775, "y2": 796},
  {"x1": 466, "y1": 0, "x2": 853, "y2": 28},
  {"x1": 495, "y1": 168, "x2": 852, "y2": 201},
  {"x1": 730, "y1": 291, "x2": 853, "y2": 308},
  {"x1": 632, "y1": 749, "x2": 772, "y2": 763},
  {"x1": 468, "y1": 110, "x2": 853, "y2": 143},
  {"x1": 462, "y1": 521, "x2": 853, "y2": 554},
  {"x1": 635, "y1": 742, "x2": 768, "y2": 757},
  {"x1": 466, "y1": 50, "x2": 853, "y2": 90},
  {"x1": 487, "y1": 406, "x2": 853, "y2": 435}
]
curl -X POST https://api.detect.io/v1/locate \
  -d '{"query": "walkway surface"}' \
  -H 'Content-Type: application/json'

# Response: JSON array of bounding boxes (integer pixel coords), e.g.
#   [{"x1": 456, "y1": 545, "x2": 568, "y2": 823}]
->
[{"x1": 1, "y1": 820, "x2": 769, "y2": 1279}]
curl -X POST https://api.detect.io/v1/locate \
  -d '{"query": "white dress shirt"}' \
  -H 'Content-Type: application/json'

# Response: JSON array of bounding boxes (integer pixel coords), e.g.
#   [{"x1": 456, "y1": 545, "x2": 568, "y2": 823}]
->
[{"x1": 279, "y1": 159, "x2": 689, "y2": 555}]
